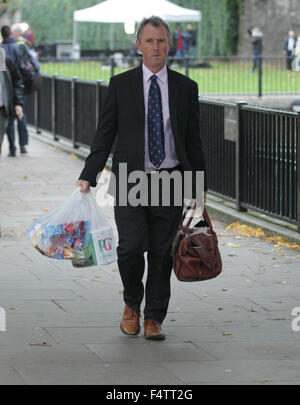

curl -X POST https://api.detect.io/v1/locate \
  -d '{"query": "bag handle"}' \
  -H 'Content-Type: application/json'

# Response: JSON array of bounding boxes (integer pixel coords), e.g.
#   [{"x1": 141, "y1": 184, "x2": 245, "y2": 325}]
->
[
  {"x1": 180, "y1": 201, "x2": 215, "y2": 234},
  {"x1": 179, "y1": 201, "x2": 196, "y2": 232}
]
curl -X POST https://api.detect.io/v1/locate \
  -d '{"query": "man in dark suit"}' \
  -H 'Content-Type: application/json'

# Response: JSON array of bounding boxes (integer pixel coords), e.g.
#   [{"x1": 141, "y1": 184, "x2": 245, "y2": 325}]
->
[{"x1": 77, "y1": 16, "x2": 207, "y2": 340}]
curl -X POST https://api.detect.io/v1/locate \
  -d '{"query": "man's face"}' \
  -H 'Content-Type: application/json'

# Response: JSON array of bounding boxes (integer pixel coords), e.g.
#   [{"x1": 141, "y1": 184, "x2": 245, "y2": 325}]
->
[
  {"x1": 11, "y1": 30, "x2": 18, "y2": 39},
  {"x1": 136, "y1": 24, "x2": 171, "y2": 73}
]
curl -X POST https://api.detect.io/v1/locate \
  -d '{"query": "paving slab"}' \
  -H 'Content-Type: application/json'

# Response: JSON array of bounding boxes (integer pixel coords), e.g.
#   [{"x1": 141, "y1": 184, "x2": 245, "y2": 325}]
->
[
  {"x1": 13, "y1": 363, "x2": 184, "y2": 385},
  {"x1": 160, "y1": 358, "x2": 300, "y2": 385}
]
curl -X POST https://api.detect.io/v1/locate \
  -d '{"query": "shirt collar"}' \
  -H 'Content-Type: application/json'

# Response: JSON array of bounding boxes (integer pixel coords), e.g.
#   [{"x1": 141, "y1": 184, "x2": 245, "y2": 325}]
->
[{"x1": 142, "y1": 63, "x2": 167, "y2": 84}]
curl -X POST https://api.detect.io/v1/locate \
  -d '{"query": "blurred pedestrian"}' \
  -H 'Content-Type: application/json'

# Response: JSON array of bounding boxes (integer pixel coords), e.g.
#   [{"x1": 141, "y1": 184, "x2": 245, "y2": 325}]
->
[
  {"x1": 6, "y1": 23, "x2": 32, "y2": 156},
  {"x1": 1, "y1": 25, "x2": 19, "y2": 63},
  {"x1": 1, "y1": 25, "x2": 28, "y2": 156},
  {"x1": 0, "y1": 48, "x2": 24, "y2": 157},
  {"x1": 292, "y1": 33, "x2": 300, "y2": 71},
  {"x1": 248, "y1": 27, "x2": 263, "y2": 73},
  {"x1": 174, "y1": 25, "x2": 187, "y2": 65},
  {"x1": 284, "y1": 30, "x2": 296, "y2": 70},
  {"x1": 24, "y1": 28, "x2": 34, "y2": 47},
  {"x1": 186, "y1": 24, "x2": 196, "y2": 66},
  {"x1": 11, "y1": 23, "x2": 32, "y2": 50}
]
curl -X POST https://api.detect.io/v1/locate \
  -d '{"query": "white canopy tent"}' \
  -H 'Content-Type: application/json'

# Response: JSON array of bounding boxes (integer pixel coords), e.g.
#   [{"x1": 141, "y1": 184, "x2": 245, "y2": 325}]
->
[{"x1": 73, "y1": 0, "x2": 201, "y2": 52}]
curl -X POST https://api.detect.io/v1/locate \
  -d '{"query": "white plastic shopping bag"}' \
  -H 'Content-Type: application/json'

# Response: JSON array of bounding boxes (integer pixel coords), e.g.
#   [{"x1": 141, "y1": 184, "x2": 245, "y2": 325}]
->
[{"x1": 27, "y1": 188, "x2": 117, "y2": 267}]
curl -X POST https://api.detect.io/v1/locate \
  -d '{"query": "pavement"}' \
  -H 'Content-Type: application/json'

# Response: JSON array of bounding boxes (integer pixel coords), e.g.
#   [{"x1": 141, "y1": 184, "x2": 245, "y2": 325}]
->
[{"x1": 1, "y1": 134, "x2": 300, "y2": 386}]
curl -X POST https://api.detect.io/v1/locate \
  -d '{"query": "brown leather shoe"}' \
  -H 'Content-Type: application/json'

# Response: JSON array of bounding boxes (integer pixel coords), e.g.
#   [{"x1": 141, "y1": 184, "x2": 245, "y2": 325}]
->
[
  {"x1": 144, "y1": 319, "x2": 166, "y2": 341},
  {"x1": 120, "y1": 305, "x2": 140, "y2": 335}
]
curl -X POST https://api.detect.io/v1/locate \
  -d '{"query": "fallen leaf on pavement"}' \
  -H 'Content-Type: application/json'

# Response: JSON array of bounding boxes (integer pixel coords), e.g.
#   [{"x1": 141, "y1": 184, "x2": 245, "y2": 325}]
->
[
  {"x1": 226, "y1": 222, "x2": 300, "y2": 252},
  {"x1": 228, "y1": 243, "x2": 241, "y2": 248},
  {"x1": 29, "y1": 342, "x2": 52, "y2": 347},
  {"x1": 226, "y1": 223, "x2": 266, "y2": 238},
  {"x1": 68, "y1": 153, "x2": 78, "y2": 159}
]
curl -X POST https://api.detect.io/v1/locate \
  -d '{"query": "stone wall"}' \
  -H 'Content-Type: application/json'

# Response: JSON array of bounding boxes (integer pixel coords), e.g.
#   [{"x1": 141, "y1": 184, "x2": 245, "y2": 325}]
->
[{"x1": 238, "y1": 0, "x2": 300, "y2": 56}]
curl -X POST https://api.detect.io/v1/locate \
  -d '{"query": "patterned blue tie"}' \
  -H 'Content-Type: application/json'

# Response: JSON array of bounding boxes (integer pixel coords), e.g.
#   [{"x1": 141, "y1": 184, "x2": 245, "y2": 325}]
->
[{"x1": 148, "y1": 75, "x2": 165, "y2": 168}]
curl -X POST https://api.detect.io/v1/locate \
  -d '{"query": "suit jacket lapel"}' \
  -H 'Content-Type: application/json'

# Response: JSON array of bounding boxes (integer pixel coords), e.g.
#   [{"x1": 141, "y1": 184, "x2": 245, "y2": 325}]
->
[
  {"x1": 167, "y1": 67, "x2": 180, "y2": 138},
  {"x1": 131, "y1": 65, "x2": 145, "y2": 130}
]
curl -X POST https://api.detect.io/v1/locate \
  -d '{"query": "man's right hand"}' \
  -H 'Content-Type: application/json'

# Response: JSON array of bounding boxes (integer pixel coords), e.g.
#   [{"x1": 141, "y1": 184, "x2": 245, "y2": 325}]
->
[
  {"x1": 76, "y1": 179, "x2": 90, "y2": 193},
  {"x1": 15, "y1": 105, "x2": 23, "y2": 121}
]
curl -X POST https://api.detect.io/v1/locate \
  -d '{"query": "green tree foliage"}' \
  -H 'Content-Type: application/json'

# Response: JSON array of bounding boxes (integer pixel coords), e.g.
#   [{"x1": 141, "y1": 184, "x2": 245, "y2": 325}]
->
[
  {"x1": 20, "y1": 0, "x2": 99, "y2": 43},
  {"x1": 18, "y1": 0, "x2": 243, "y2": 55},
  {"x1": 167, "y1": 0, "x2": 244, "y2": 55}
]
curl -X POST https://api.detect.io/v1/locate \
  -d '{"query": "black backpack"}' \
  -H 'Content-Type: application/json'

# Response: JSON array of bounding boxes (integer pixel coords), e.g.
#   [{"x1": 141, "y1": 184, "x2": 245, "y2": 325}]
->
[{"x1": 18, "y1": 44, "x2": 41, "y2": 94}]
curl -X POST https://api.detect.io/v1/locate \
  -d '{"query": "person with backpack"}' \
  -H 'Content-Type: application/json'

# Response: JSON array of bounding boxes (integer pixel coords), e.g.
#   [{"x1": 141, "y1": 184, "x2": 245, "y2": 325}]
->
[
  {"x1": 1, "y1": 25, "x2": 27, "y2": 156},
  {"x1": 3, "y1": 24, "x2": 40, "y2": 156}
]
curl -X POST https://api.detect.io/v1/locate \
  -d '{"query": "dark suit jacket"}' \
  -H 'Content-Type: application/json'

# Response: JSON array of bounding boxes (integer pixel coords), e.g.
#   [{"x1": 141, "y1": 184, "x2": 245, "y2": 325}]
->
[
  {"x1": 0, "y1": 57, "x2": 24, "y2": 118},
  {"x1": 79, "y1": 64, "x2": 207, "y2": 196}
]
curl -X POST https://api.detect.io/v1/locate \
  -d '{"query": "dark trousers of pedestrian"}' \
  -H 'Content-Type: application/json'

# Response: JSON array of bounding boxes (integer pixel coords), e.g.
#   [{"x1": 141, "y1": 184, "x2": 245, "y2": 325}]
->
[
  {"x1": 286, "y1": 50, "x2": 294, "y2": 70},
  {"x1": 0, "y1": 107, "x2": 8, "y2": 155},
  {"x1": 252, "y1": 52, "x2": 261, "y2": 71},
  {"x1": 114, "y1": 170, "x2": 184, "y2": 324},
  {"x1": 6, "y1": 96, "x2": 28, "y2": 153}
]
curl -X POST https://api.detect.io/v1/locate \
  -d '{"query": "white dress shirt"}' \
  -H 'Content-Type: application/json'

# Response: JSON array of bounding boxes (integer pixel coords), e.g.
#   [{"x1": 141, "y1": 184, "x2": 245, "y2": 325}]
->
[{"x1": 142, "y1": 63, "x2": 179, "y2": 169}]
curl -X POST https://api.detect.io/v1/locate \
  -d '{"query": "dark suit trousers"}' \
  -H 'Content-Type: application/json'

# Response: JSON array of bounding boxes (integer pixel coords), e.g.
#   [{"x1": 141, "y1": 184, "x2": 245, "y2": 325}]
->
[
  {"x1": 286, "y1": 50, "x2": 294, "y2": 70},
  {"x1": 114, "y1": 173, "x2": 183, "y2": 324}
]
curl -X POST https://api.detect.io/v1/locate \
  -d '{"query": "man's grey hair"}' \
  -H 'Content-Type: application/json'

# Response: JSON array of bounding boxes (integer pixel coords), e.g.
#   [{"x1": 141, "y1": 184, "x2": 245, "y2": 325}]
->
[
  {"x1": 136, "y1": 16, "x2": 172, "y2": 44},
  {"x1": 11, "y1": 23, "x2": 24, "y2": 35}
]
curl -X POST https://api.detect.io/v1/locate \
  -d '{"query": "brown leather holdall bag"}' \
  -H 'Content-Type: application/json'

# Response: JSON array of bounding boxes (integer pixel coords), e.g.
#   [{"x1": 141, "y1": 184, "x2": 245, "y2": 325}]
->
[{"x1": 172, "y1": 203, "x2": 222, "y2": 282}]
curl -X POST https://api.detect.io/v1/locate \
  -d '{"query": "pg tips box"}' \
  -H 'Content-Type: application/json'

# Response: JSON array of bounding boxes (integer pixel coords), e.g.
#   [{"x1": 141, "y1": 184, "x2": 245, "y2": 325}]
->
[{"x1": 91, "y1": 227, "x2": 118, "y2": 265}]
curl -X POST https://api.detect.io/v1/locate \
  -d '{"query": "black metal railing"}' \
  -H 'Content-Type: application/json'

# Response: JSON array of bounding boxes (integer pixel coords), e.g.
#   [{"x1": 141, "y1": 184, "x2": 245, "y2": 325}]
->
[
  {"x1": 25, "y1": 74, "x2": 300, "y2": 232},
  {"x1": 199, "y1": 98, "x2": 299, "y2": 225},
  {"x1": 240, "y1": 106, "x2": 298, "y2": 222}
]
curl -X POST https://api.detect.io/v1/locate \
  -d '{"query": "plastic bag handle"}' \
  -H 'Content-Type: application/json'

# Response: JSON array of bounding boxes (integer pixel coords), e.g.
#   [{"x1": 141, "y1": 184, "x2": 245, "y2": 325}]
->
[{"x1": 180, "y1": 201, "x2": 215, "y2": 234}]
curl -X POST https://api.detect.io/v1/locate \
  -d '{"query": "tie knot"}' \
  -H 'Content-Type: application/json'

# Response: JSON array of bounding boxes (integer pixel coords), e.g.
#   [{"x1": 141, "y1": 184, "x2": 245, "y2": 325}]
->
[{"x1": 151, "y1": 75, "x2": 157, "y2": 82}]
